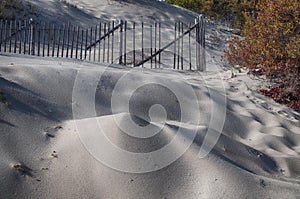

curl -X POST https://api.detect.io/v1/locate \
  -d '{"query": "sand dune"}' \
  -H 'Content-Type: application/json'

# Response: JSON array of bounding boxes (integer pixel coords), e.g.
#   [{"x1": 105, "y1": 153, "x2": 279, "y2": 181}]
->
[
  {"x1": 0, "y1": 0, "x2": 300, "y2": 198},
  {"x1": 0, "y1": 54, "x2": 299, "y2": 198}
]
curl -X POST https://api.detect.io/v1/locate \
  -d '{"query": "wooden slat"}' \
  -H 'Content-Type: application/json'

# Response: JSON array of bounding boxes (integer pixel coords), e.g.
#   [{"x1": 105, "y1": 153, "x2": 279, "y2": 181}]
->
[
  {"x1": 98, "y1": 23, "x2": 101, "y2": 62},
  {"x1": 103, "y1": 23, "x2": 106, "y2": 62},
  {"x1": 43, "y1": 22, "x2": 46, "y2": 57},
  {"x1": 52, "y1": 24, "x2": 56, "y2": 57},
  {"x1": 66, "y1": 23, "x2": 70, "y2": 58},
  {"x1": 141, "y1": 21, "x2": 144, "y2": 67},
  {"x1": 75, "y1": 26, "x2": 79, "y2": 59},
  {"x1": 111, "y1": 21, "x2": 115, "y2": 63},
  {"x1": 71, "y1": 26, "x2": 75, "y2": 58},
  {"x1": 0, "y1": 20, "x2": 2, "y2": 52},
  {"x1": 133, "y1": 22, "x2": 136, "y2": 67},
  {"x1": 150, "y1": 24, "x2": 153, "y2": 69},
  {"x1": 94, "y1": 25, "x2": 97, "y2": 62},
  {"x1": 14, "y1": 20, "x2": 17, "y2": 53},
  {"x1": 57, "y1": 26, "x2": 61, "y2": 57}
]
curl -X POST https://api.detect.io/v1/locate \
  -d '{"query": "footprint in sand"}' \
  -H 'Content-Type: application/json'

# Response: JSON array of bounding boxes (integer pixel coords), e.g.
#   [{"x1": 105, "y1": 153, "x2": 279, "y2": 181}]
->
[
  {"x1": 13, "y1": 164, "x2": 34, "y2": 177},
  {"x1": 44, "y1": 125, "x2": 63, "y2": 138}
]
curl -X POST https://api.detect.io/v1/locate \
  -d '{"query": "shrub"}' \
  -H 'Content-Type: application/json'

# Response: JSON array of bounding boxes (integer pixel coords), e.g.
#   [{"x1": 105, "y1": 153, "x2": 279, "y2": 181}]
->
[
  {"x1": 226, "y1": 0, "x2": 300, "y2": 111},
  {"x1": 165, "y1": 0, "x2": 258, "y2": 29}
]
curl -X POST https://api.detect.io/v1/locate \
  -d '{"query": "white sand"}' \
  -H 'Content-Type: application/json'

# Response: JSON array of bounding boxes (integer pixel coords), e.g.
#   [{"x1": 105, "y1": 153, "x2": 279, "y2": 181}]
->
[{"x1": 0, "y1": 0, "x2": 300, "y2": 198}]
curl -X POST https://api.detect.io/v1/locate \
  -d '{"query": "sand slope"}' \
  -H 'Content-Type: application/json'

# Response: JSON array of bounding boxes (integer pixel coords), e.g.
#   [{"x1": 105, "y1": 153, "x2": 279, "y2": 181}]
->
[
  {"x1": 0, "y1": 55, "x2": 299, "y2": 198},
  {"x1": 1, "y1": 0, "x2": 300, "y2": 198}
]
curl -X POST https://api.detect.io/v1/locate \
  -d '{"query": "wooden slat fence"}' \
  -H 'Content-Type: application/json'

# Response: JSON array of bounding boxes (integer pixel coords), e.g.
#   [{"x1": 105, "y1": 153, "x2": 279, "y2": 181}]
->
[{"x1": 0, "y1": 15, "x2": 206, "y2": 71}]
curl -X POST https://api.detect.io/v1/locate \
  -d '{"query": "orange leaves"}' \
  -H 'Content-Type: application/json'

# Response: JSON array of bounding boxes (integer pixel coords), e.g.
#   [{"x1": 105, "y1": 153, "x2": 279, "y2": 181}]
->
[{"x1": 226, "y1": 0, "x2": 300, "y2": 111}]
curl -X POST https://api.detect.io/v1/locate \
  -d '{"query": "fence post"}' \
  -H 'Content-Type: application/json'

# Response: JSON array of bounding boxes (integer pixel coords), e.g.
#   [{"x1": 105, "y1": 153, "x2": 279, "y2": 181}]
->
[
  {"x1": 75, "y1": 26, "x2": 79, "y2": 59},
  {"x1": 177, "y1": 22, "x2": 180, "y2": 70},
  {"x1": 173, "y1": 22, "x2": 177, "y2": 69},
  {"x1": 42, "y1": 22, "x2": 46, "y2": 56},
  {"x1": 4, "y1": 20, "x2": 7, "y2": 53},
  {"x1": 38, "y1": 24, "x2": 41, "y2": 56},
  {"x1": 154, "y1": 22, "x2": 157, "y2": 69},
  {"x1": 52, "y1": 24, "x2": 56, "y2": 57},
  {"x1": 107, "y1": 22, "x2": 110, "y2": 63},
  {"x1": 150, "y1": 24, "x2": 153, "y2": 69},
  {"x1": 14, "y1": 20, "x2": 17, "y2": 53},
  {"x1": 62, "y1": 24, "x2": 66, "y2": 57},
  {"x1": 80, "y1": 29, "x2": 83, "y2": 59},
  {"x1": 94, "y1": 25, "x2": 97, "y2": 62},
  {"x1": 111, "y1": 21, "x2": 115, "y2": 63},
  {"x1": 158, "y1": 22, "x2": 161, "y2": 68},
  {"x1": 103, "y1": 23, "x2": 106, "y2": 62},
  {"x1": 188, "y1": 22, "x2": 192, "y2": 70},
  {"x1": 89, "y1": 27, "x2": 92, "y2": 61},
  {"x1": 57, "y1": 26, "x2": 61, "y2": 57},
  {"x1": 66, "y1": 22, "x2": 70, "y2": 58},
  {"x1": 24, "y1": 20, "x2": 27, "y2": 54},
  {"x1": 195, "y1": 17, "x2": 200, "y2": 71},
  {"x1": 141, "y1": 21, "x2": 144, "y2": 67},
  {"x1": 85, "y1": 29, "x2": 88, "y2": 59},
  {"x1": 133, "y1": 22, "x2": 136, "y2": 67},
  {"x1": 30, "y1": 18, "x2": 35, "y2": 55},
  {"x1": 47, "y1": 23, "x2": 50, "y2": 56},
  {"x1": 0, "y1": 20, "x2": 2, "y2": 52},
  {"x1": 118, "y1": 20, "x2": 123, "y2": 65},
  {"x1": 199, "y1": 14, "x2": 206, "y2": 72},
  {"x1": 123, "y1": 21, "x2": 127, "y2": 65},
  {"x1": 71, "y1": 26, "x2": 75, "y2": 58},
  {"x1": 18, "y1": 20, "x2": 22, "y2": 54},
  {"x1": 98, "y1": 23, "x2": 101, "y2": 62},
  {"x1": 9, "y1": 21, "x2": 12, "y2": 53}
]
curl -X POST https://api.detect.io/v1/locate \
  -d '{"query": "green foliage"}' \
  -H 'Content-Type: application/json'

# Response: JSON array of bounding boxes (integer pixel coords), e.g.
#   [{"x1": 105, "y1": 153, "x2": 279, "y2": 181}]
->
[
  {"x1": 226, "y1": 0, "x2": 300, "y2": 111},
  {"x1": 165, "y1": 0, "x2": 258, "y2": 28}
]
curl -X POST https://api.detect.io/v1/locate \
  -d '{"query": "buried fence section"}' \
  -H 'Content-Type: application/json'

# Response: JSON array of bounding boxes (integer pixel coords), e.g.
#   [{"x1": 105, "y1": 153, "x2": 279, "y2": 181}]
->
[{"x1": 0, "y1": 17, "x2": 206, "y2": 71}]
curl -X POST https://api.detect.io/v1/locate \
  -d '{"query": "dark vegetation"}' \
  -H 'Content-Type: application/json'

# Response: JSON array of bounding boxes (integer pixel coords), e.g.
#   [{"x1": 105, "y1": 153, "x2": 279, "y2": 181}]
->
[
  {"x1": 0, "y1": 0, "x2": 38, "y2": 20},
  {"x1": 166, "y1": 0, "x2": 300, "y2": 112}
]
